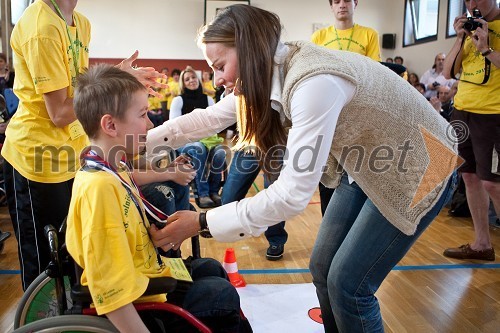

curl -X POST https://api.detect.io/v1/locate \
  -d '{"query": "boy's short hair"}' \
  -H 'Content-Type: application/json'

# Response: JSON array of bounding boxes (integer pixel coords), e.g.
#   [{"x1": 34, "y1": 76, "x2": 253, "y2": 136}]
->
[{"x1": 74, "y1": 64, "x2": 145, "y2": 139}]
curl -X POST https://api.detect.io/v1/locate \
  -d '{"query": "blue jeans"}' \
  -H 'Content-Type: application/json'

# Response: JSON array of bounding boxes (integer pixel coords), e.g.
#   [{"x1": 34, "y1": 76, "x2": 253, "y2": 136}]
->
[
  {"x1": 178, "y1": 142, "x2": 226, "y2": 197},
  {"x1": 140, "y1": 180, "x2": 190, "y2": 215},
  {"x1": 309, "y1": 173, "x2": 456, "y2": 333},
  {"x1": 221, "y1": 150, "x2": 287, "y2": 246},
  {"x1": 141, "y1": 258, "x2": 244, "y2": 332}
]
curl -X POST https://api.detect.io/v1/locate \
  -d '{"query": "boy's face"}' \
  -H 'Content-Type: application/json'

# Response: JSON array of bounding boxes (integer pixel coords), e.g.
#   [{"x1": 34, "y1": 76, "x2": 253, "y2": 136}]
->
[{"x1": 115, "y1": 90, "x2": 152, "y2": 157}]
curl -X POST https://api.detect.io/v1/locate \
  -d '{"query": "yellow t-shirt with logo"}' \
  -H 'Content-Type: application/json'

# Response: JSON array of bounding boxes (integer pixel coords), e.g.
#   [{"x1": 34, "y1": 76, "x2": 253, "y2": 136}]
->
[
  {"x1": 454, "y1": 20, "x2": 500, "y2": 114},
  {"x1": 203, "y1": 80, "x2": 216, "y2": 101},
  {"x1": 166, "y1": 80, "x2": 180, "y2": 110},
  {"x1": 157, "y1": 77, "x2": 169, "y2": 103},
  {"x1": 311, "y1": 24, "x2": 381, "y2": 61},
  {"x1": 3, "y1": 0, "x2": 90, "y2": 183},
  {"x1": 66, "y1": 168, "x2": 171, "y2": 315}
]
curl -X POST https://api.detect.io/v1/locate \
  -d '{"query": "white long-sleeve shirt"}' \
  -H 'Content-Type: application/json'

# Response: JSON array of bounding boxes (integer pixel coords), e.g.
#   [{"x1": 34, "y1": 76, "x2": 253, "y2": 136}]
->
[{"x1": 147, "y1": 44, "x2": 355, "y2": 242}]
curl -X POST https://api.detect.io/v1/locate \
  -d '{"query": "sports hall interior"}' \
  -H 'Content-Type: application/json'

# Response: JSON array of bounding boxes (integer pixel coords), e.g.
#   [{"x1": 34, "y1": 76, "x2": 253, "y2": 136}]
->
[{"x1": 0, "y1": 0, "x2": 499, "y2": 332}]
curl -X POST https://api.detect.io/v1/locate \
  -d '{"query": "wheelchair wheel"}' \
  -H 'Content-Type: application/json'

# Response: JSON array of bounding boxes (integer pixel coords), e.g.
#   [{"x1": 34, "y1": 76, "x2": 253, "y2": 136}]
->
[
  {"x1": 12, "y1": 315, "x2": 119, "y2": 333},
  {"x1": 14, "y1": 271, "x2": 72, "y2": 328}
]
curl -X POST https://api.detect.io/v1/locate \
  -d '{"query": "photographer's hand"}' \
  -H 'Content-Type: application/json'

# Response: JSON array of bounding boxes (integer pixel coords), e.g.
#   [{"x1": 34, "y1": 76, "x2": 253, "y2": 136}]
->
[
  {"x1": 470, "y1": 19, "x2": 489, "y2": 53},
  {"x1": 453, "y1": 14, "x2": 469, "y2": 39}
]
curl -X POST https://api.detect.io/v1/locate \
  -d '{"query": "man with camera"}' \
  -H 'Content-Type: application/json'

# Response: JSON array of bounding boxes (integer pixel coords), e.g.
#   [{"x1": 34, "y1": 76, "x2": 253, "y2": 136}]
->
[
  {"x1": 442, "y1": 0, "x2": 500, "y2": 261},
  {"x1": 420, "y1": 53, "x2": 456, "y2": 100}
]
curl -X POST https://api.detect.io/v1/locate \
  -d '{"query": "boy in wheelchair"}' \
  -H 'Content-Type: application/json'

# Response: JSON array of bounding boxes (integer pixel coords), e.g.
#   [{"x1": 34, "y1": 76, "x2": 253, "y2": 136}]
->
[{"x1": 66, "y1": 64, "x2": 249, "y2": 332}]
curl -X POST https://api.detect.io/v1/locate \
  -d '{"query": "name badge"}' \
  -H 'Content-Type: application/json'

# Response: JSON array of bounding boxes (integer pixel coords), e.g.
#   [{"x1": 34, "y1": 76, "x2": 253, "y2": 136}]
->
[{"x1": 69, "y1": 120, "x2": 85, "y2": 140}]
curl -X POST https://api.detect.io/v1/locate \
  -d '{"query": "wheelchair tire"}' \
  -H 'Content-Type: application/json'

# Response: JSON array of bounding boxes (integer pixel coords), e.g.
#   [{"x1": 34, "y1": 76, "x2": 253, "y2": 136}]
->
[
  {"x1": 14, "y1": 271, "x2": 72, "y2": 328},
  {"x1": 12, "y1": 314, "x2": 119, "y2": 333}
]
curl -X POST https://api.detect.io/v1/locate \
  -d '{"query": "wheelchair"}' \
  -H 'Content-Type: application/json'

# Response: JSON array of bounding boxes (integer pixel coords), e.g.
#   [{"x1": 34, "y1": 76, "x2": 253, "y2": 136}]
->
[{"x1": 13, "y1": 221, "x2": 212, "y2": 333}]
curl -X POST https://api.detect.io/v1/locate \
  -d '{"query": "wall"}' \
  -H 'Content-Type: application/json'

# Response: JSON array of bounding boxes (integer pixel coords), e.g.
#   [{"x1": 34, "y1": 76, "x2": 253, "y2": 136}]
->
[{"x1": 77, "y1": 0, "x2": 457, "y2": 78}]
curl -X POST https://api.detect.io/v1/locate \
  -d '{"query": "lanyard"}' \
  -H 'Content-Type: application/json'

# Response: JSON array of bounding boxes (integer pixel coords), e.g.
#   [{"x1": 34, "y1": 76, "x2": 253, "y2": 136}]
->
[
  {"x1": 50, "y1": 0, "x2": 80, "y2": 76},
  {"x1": 334, "y1": 24, "x2": 356, "y2": 51},
  {"x1": 83, "y1": 150, "x2": 167, "y2": 269},
  {"x1": 450, "y1": 32, "x2": 492, "y2": 85}
]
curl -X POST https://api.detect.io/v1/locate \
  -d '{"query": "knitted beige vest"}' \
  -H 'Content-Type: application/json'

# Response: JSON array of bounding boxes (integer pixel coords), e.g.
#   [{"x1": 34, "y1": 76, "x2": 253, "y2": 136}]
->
[{"x1": 281, "y1": 42, "x2": 458, "y2": 235}]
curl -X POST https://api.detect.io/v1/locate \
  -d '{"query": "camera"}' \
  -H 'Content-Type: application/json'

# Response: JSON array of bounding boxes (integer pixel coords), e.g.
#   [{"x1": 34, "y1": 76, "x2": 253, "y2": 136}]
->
[
  {"x1": 432, "y1": 81, "x2": 440, "y2": 88},
  {"x1": 463, "y1": 9, "x2": 483, "y2": 32}
]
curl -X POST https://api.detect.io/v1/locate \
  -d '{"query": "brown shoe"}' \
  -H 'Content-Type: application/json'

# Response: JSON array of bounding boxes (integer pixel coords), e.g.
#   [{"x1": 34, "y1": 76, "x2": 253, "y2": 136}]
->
[{"x1": 443, "y1": 244, "x2": 495, "y2": 261}]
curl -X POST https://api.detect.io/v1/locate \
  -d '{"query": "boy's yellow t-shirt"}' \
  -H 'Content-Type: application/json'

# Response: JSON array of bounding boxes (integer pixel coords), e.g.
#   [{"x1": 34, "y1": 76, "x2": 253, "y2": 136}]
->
[
  {"x1": 3, "y1": 0, "x2": 90, "y2": 182},
  {"x1": 66, "y1": 169, "x2": 172, "y2": 315}
]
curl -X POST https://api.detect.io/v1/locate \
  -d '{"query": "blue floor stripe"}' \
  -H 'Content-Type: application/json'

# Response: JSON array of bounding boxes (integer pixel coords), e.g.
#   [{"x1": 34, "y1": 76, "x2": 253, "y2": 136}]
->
[
  {"x1": 239, "y1": 263, "x2": 500, "y2": 275},
  {"x1": 1, "y1": 264, "x2": 499, "y2": 276},
  {"x1": 0, "y1": 269, "x2": 21, "y2": 275}
]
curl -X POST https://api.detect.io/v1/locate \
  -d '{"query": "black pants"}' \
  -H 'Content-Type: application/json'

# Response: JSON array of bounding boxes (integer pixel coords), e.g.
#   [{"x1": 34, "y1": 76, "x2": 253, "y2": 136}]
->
[{"x1": 3, "y1": 160, "x2": 72, "y2": 290}]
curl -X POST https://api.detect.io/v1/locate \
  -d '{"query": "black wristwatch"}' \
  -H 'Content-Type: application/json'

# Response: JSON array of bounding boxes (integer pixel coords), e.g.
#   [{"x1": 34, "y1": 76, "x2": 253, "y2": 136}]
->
[{"x1": 198, "y1": 211, "x2": 212, "y2": 238}]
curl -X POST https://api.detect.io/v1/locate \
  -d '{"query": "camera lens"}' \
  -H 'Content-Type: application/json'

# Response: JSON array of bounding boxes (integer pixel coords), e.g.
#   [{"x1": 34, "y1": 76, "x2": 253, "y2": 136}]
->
[{"x1": 463, "y1": 21, "x2": 473, "y2": 31}]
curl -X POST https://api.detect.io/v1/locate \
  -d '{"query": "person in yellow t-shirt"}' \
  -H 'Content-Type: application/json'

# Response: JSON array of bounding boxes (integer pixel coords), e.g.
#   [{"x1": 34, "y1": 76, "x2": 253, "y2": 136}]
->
[
  {"x1": 442, "y1": 0, "x2": 499, "y2": 261},
  {"x1": 2, "y1": 0, "x2": 166, "y2": 291},
  {"x1": 68, "y1": 64, "x2": 246, "y2": 332},
  {"x1": 158, "y1": 67, "x2": 171, "y2": 120},
  {"x1": 166, "y1": 68, "x2": 181, "y2": 113},
  {"x1": 202, "y1": 70, "x2": 216, "y2": 101},
  {"x1": 311, "y1": 0, "x2": 381, "y2": 62},
  {"x1": 311, "y1": 0, "x2": 381, "y2": 216}
]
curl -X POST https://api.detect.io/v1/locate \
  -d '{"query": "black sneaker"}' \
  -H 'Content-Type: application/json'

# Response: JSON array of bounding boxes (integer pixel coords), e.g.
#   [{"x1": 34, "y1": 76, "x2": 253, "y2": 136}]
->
[{"x1": 266, "y1": 244, "x2": 284, "y2": 261}]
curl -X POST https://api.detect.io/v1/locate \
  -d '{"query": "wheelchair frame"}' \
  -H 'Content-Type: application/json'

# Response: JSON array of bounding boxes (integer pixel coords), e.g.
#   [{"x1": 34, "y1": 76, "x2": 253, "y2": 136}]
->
[{"x1": 13, "y1": 222, "x2": 211, "y2": 333}]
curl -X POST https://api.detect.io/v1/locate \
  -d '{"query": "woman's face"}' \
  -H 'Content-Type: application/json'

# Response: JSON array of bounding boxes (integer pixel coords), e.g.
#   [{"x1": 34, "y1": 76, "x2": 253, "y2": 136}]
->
[
  {"x1": 202, "y1": 43, "x2": 239, "y2": 94},
  {"x1": 183, "y1": 71, "x2": 200, "y2": 91},
  {"x1": 0, "y1": 59, "x2": 6, "y2": 70}
]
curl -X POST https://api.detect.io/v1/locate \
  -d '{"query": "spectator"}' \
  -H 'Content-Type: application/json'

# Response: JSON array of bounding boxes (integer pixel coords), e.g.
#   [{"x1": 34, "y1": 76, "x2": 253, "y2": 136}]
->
[
  {"x1": 202, "y1": 70, "x2": 216, "y2": 101},
  {"x1": 408, "y1": 72, "x2": 420, "y2": 86},
  {"x1": 170, "y1": 66, "x2": 226, "y2": 208},
  {"x1": 420, "y1": 53, "x2": 456, "y2": 99},
  {"x1": 429, "y1": 85, "x2": 453, "y2": 121},
  {"x1": 385, "y1": 57, "x2": 394, "y2": 63}
]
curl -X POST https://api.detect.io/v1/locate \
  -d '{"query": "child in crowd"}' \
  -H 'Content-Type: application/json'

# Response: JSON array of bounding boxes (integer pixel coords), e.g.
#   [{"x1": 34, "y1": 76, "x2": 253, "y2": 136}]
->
[{"x1": 66, "y1": 64, "x2": 247, "y2": 333}]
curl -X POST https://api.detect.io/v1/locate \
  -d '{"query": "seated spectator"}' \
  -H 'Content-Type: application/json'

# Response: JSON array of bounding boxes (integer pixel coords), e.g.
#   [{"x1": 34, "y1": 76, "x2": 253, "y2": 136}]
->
[
  {"x1": 394, "y1": 56, "x2": 408, "y2": 80},
  {"x1": 420, "y1": 53, "x2": 456, "y2": 100},
  {"x1": 67, "y1": 64, "x2": 246, "y2": 332},
  {"x1": 429, "y1": 85, "x2": 454, "y2": 121},
  {"x1": 408, "y1": 72, "x2": 419, "y2": 86},
  {"x1": 147, "y1": 88, "x2": 163, "y2": 127},
  {"x1": 170, "y1": 66, "x2": 227, "y2": 208},
  {"x1": 202, "y1": 70, "x2": 216, "y2": 101},
  {"x1": 415, "y1": 82, "x2": 426, "y2": 95}
]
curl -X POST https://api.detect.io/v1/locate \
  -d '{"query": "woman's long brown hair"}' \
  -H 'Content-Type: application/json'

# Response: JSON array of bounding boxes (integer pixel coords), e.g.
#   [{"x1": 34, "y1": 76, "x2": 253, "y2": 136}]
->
[{"x1": 197, "y1": 5, "x2": 287, "y2": 173}]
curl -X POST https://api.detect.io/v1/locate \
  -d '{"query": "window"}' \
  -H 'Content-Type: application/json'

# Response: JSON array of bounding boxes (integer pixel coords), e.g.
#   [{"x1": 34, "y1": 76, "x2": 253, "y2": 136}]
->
[
  {"x1": 11, "y1": 0, "x2": 32, "y2": 25},
  {"x1": 446, "y1": 0, "x2": 466, "y2": 38},
  {"x1": 403, "y1": 0, "x2": 440, "y2": 47}
]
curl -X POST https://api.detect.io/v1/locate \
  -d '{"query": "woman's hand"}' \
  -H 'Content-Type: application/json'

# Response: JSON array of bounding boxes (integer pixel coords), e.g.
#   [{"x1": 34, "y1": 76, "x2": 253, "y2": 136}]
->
[
  {"x1": 149, "y1": 210, "x2": 201, "y2": 251},
  {"x1": 117, "y1": 50, "x2": 167, "y2": 98}
]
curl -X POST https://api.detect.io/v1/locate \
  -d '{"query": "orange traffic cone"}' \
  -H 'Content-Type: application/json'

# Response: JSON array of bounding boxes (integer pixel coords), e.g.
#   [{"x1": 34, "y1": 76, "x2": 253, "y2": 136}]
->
[{"x1": 222, "y1": 248, "x2": 246, "y2": 288}]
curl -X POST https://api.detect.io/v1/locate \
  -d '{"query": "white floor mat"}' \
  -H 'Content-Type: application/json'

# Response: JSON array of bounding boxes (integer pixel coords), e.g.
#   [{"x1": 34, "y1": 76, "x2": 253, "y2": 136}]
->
[{"x1": 237, "y1": 283, "x2": 325, "y2": 333}]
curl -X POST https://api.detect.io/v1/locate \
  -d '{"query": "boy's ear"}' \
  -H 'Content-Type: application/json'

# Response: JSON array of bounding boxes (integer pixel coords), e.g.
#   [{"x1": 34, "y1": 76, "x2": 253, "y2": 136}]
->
[{"x1": 100, "y1": 114, "x2": 117, "y2": 137}]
